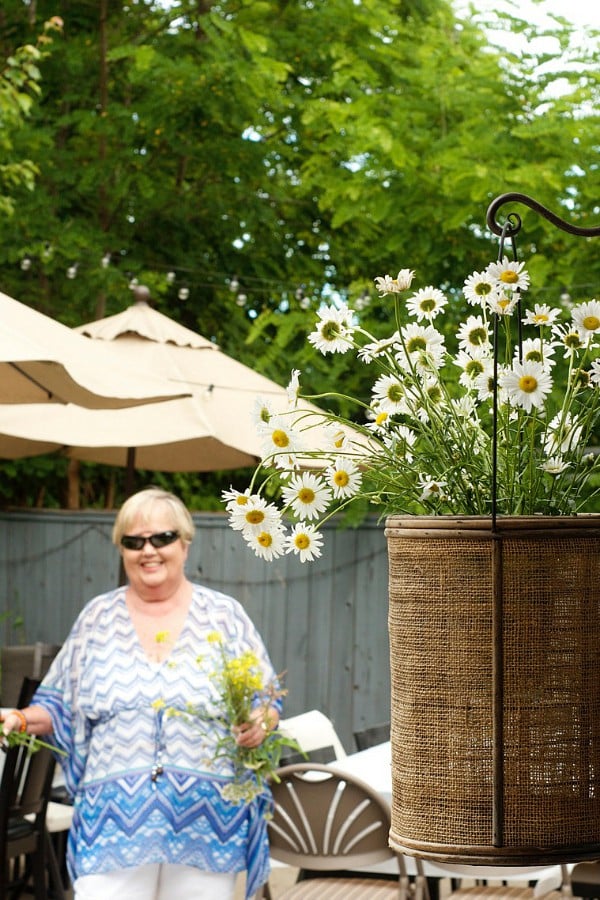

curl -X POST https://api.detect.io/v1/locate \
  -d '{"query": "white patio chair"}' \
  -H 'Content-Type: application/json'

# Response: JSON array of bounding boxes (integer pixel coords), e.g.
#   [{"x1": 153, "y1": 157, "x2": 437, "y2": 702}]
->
[{"x1": 278, "y1": 710, "x2": 347, "y2": 762}]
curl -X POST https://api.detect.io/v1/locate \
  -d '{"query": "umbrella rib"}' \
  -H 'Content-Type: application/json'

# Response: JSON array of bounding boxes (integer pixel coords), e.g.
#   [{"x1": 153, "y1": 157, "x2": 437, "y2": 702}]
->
[{"x1": 9, "y1": 362, "x2": 55, "y2": 401}]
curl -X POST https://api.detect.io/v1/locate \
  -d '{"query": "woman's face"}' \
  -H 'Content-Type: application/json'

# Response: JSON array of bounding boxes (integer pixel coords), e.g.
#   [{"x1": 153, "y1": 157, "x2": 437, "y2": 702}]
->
[{"x1": 120, "y1": 508, "x2": 189, "y2": 598}]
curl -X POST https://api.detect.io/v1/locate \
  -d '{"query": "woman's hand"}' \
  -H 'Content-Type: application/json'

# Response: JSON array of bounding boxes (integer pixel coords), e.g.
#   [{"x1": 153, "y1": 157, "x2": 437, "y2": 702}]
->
[
  {"x1": 1, "y1": 709, "x2": 27, "y2": 737},
  {"x1": 1, "y1": 704, "x2": 53, "y2": 738},
  {"x1": 233, "y1": 706, "x2": 279, "y2": 750}
]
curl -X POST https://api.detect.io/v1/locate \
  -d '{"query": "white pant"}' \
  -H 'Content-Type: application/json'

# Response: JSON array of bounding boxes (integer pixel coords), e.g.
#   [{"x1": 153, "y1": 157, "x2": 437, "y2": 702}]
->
[{"x1": 73, "y1": 863, "x2": 237, "y2": 899}]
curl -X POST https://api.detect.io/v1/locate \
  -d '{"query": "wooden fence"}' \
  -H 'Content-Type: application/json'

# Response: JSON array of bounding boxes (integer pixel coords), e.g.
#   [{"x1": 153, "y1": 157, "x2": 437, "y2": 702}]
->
[{"x1": 0, "y1": 509, "x2": 390, "y2": 751}]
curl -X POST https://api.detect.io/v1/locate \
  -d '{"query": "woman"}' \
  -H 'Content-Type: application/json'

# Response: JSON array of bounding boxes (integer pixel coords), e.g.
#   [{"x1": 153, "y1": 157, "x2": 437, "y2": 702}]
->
[{"x1": 2, "y1": 487, "x2": 282, "y2": 900}]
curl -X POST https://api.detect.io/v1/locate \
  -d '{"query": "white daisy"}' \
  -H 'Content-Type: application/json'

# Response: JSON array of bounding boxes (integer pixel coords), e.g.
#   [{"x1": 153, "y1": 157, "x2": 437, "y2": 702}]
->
[
  {"x1": 357, "y1": 333, "x2": 400, "y2": 363},
  {"x1": 221, "y1": 486, "x2": 253, "y2": 513},
  {"x1": 390, "y1": 424, "x2": 417, "y2": 462},
  {"x1": 456, "y1": 315, "x2": 491, "y2": 352},
  {"x1": 406, "y1": 286, "x2": 447, "y2": 321},
  {"x1": 485, "y1": 290, "x2": 519, "y2": 316},
  {"x1": 325, "y1": 458, "x2": 362, "y2": 499},
  {"x1": 242, "y1": 525, "x2": 287, "y2": 561},
  {"x1": 552, "y1": 323, "x2": 585, "y2": 358},
  {"x1": 453, "y1": 348, "x2": 493, "y2": 389},
  {"x1": 397, "y1": 322, "x2": 446, "y2": 372},
  {"x1": 463, "y1": 270, "x2": 498, "y2": 307},
  {"x1": 286, "y1": 369, "x2": 301, "y2": 405},
  {"x1": 374, "y1": 269, "x2": 415, "y2": 295},
  {"x1": 251, "y1": 397, "x2": 273, "y2": 428},
  {"x1": 371, "y1": 373, "x2": 408, "y2": 415},
  {"x1": 500, "y1": 360, "x2": 553, "y2": 412},
  {"x1": 281, "y1": 472, "x2": 332, "y2": 520},
  {"x1": 259, "y1": 415, "x2": 305, "y2": 468},
  {"x1": 308, "y1": 304, "x2": 354, "y2": 355},
  {"x1": 486, "y1": 257, "x2": 530, "y2": 292},
  {"x1": 228, "y1": 496, "x2": 281, "y2": 534},
  {"x1": 523, "y1": 304, "x2": 561, "y2": 327},
  {"x1": 544, "y1": 412, "x2": 583, "y2": 456},
  {"x1": 540, "y1": 456, "x2": 570, "y2": 475},
  {"x1": 590, "y1": 360, "x2": 600, "y2": 386},
  {"x1": 285, "y1": 522, "x2": 324, "y2": 562},
  {"x1": 418, "y1": 478, "x2": 448, "y2": 503},
  {"x1": 366, "y1": 408, "x2": 392, "y2": 435},
  {"x1": 518, "y1": 337, "x2": 557, "y2": 370},
  {"x1": 571, "y1": 299, "x2": 600, "y2": 342}
]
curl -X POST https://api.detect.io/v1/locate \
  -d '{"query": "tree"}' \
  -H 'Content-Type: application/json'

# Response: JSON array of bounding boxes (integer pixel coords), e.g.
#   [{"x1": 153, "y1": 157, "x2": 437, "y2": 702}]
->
[{"x1": 0, "y1": 0, "x2": 598, "y2": 509}]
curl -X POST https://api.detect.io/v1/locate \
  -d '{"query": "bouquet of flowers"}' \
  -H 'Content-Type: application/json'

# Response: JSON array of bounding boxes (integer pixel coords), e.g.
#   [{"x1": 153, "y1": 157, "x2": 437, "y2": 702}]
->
[
  {"x1": 162, "y1": 631, "x2": 302, "y2": 804},
  {"x1": 225, "y1": 256, "x2": 600, "y2": 562}
]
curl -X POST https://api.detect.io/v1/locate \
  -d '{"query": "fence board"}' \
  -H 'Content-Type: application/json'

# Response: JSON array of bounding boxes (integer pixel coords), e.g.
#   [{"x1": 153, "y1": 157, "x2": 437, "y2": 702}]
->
[{"x1": 0, "y1": 509, "x2": 389, "y2": 750}]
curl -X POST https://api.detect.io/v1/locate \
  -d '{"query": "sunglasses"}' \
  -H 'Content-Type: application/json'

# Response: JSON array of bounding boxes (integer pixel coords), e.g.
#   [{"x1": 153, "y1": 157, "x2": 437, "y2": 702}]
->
[{"x1": 120, "y1": 530, "x2": 180, "y2": 551}]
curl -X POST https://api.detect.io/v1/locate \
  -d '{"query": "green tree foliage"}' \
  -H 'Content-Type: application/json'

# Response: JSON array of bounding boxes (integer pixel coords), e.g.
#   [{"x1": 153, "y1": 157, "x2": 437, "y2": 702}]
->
[{"x1": 0, "y1": 0, "x2": 598, "y2": 509}]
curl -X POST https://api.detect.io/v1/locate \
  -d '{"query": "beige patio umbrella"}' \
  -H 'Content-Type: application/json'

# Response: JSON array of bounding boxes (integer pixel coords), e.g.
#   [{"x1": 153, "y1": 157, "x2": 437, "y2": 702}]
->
[
  {"x1": 0, "y1": 290, "x2": 362, "y2": 477},
  {"x1": 0, "y1": 290, "x2": 189, "y2": 407}
]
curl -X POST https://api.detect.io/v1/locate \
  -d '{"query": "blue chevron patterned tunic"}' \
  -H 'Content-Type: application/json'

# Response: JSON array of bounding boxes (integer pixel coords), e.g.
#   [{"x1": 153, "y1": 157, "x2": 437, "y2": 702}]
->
[{"x1": 33, "y1": 584, "x2": 283, "y2": 899}]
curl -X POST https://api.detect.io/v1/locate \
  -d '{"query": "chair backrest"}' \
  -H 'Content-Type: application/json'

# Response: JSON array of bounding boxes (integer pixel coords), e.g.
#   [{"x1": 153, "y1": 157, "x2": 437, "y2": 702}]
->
[
  {"x1": 278, "y1": 710, "x2": 347, "y2": 762},
  {"x1": 267, "y1": 762, "x2": 400, "y2": 871},
  {"x1": 0, "y1": 642, "x2": 60, "y2": 706},
  {"x1": 354, "y1": 721, "x2": 391, "y2": 751}
]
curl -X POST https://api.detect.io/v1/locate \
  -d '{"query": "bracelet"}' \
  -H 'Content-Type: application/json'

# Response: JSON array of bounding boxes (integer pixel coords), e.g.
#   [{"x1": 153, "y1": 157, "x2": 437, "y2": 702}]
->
[{"x1": 11, "y1": 710, "x2": 28, "y2": 733}]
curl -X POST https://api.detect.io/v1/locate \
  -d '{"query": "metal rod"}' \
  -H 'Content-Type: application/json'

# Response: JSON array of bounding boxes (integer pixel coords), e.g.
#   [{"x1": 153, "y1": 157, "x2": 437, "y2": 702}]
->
[
  {"x1": 492, "y1": 533, "x2": 504, "y2": 846},
  {"x1": 487, "y1": 192, "x2": 600, "y2": 238}
]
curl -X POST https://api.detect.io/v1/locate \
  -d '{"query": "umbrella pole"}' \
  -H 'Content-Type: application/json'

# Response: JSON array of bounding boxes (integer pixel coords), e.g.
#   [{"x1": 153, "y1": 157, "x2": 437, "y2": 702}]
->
[
  {"x1": 124, "y1": 446, "x2": 136, "y2": 498},
  {"x1": 118, "y1": 447, "x2": 136, "y2": 586}
]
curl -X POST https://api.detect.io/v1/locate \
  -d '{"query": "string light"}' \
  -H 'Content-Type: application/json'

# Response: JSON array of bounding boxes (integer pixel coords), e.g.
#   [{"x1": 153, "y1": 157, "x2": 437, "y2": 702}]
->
[{"x1": 66, "y1": 264, "x2": 78, "y2": 279}]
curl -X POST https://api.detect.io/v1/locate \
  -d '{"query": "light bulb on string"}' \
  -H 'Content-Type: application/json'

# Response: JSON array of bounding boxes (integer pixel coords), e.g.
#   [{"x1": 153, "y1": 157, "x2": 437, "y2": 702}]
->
[
  {"x1": 101, "y1": 253, "x2": 111, "y2": 268},
  {"x1": 236, "y1": 292, "x2": 247, "y2": 307},
  {"x1": 128, "y1": 277, "x2": 139, "y2": 290},
  {"x1": 229, "y1": 276, "x2": 239, "y2": 292},
  {"x1": 66, "y1": 264, "x2": 78, "y2": 279},
  {"x1": 166, "y1": 271, "x2": 176, "y2": 284},
  {"x1": 178, "y1": 286, "x2": 189, "y2": 300},
  {"x1": 20, "y1": 256, "x2": 32, "y2": 271}
]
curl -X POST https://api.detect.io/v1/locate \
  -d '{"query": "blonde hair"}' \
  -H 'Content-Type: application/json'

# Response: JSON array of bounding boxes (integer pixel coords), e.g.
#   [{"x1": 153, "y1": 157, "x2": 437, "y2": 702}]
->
[{"x1": 112, "y1": 488, "x2": 195, "y2": 546}]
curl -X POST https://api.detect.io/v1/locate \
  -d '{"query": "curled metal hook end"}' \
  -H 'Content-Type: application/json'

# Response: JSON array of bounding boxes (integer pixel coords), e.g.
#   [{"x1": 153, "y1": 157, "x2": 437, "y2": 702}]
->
[{"x1": 486, "y1": 192, "x2": 600, "y2": 239}]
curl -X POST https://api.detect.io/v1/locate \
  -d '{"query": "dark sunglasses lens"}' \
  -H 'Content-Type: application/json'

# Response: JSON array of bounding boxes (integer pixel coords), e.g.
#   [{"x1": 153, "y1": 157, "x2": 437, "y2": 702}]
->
[
  {"x1": 149, "y1": 531, "x2": 179, "y2": 548},
  {"x1": 121, "y1": 531, "x2": 179, "y2": 550},
  {"x1": 121, "y1": 535, "x2": 145, "y2": 550}
]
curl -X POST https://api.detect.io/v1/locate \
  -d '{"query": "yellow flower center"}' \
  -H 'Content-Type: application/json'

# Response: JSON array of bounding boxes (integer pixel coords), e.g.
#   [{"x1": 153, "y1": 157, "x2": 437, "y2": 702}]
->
[
  {"x1": 465, "y1": 359, "x2": 484, "y2": 377},
  {"x1": 246, "y1": 509, "x2": 265, "y2": 525},
  {"x1": 272, "y1": 429, "x2": 290, "y2": 448},
  {"x1": 322, "y1": 322, "x2": 342, "y2": 341},
  {"x1": 406, "y1": 336, "x2": 427, "y2": 353},
  {"x1": 475, "y1": 283, "x2": 492, "y2": 296},
  {"x1": 500, "y1": 270, "x2": 519, "y2": 284},
  {"x1": 533, "y1": 314, "x2": 549, "y2": 324},
  {"x1": 333, "y1": 430, "x2": 345, "y2": 448},
  {"x1": 498, "y1": 297, "x2": 511, "y2": 310},
  {"x1": 298, "y1": 487, "x2": 316, "y2": 503},
  {"x1": 387, "y1": 384, "x2": 404, "y2": 402},
  {"x1": 469, "y1": 327, "x2": 488, "y2": 345},
  {"x1": 420, "y1": 298, "x2": 436, "y2": 312},
  {"x1": 257, "y1": 532, "x2": 273, "y2": 548},
  {"x1": 236, "y1": 495, "x2": 249, "y2": 506},
  {"x1": 583, "y1": 315, "x2": 600, "y2": 331},
  {"x1": 334, "y1": 471, "x2": 349, "y2": 487},
  {"x1": 294, "y1": 533, "x2": 310, "y2": 550},
  {"x1": 518, "y1": 375, "x2": 538, "y2": 394},
  {"x1": 375, "y1": 412, "x2": 388, "y2": 426}
]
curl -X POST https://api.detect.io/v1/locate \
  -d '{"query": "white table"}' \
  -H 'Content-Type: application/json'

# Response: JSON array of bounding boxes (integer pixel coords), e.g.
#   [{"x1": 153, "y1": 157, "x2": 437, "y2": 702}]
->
[{"x1": 327, "y1": 742, "x2": 564, "y2": 894}]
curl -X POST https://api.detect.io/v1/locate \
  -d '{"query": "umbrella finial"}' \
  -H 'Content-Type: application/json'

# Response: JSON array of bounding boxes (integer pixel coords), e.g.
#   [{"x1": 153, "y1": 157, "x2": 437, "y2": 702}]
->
[{"x1": 132, "y1": 284, "x2": 151, "y2": 305}]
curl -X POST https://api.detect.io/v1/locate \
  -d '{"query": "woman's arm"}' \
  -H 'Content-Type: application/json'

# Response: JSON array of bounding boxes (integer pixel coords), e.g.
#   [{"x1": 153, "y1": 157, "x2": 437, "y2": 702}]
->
[{"x1": 1, "y1": 704, "x2": 53, "y2": 737}]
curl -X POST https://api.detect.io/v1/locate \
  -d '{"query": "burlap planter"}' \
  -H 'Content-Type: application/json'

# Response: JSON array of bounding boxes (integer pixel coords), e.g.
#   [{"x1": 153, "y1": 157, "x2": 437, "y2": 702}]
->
[{"x1": 386, "y1": 514, "x2": 600, "y2": 864}]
